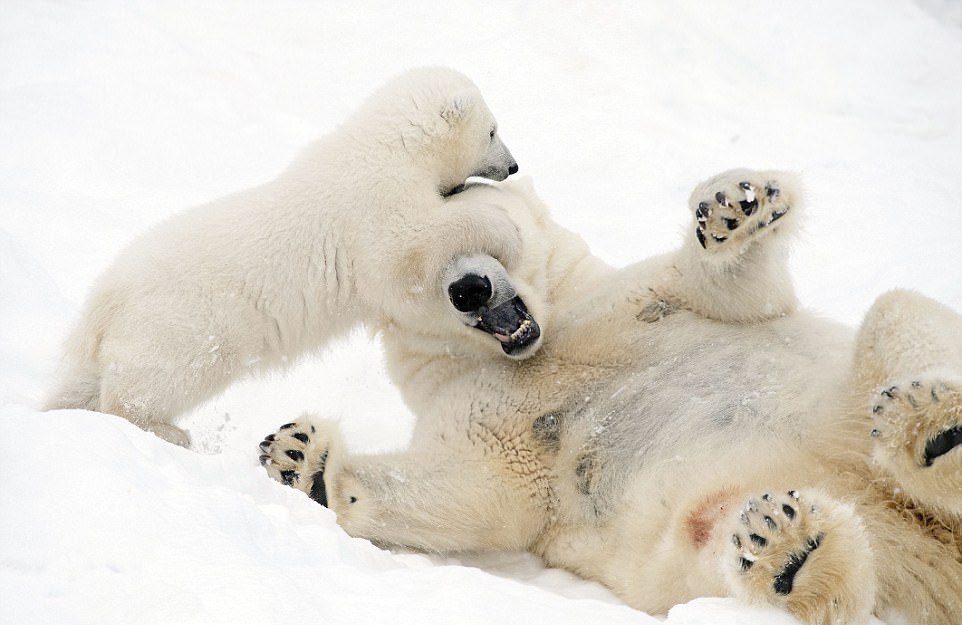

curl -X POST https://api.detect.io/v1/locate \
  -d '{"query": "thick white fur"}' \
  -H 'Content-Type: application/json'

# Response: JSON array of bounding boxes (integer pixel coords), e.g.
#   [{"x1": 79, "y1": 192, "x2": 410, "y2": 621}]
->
[
  {"x1": 45, "y1": 67, "x2": 523, "y2": 446},
  {"x1": 265, "y1": 174, "x2": 962, "y2": 625}
]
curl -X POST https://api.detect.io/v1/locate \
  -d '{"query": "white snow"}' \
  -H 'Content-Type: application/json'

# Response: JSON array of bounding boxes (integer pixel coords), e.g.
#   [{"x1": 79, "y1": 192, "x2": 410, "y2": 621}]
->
[{"x1": 2, "y1": 1, "x2": 961, "y2": 623}]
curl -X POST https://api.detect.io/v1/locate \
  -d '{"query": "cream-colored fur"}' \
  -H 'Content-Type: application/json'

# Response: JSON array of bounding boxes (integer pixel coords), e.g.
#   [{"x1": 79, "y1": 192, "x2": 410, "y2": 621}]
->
[
  {"x1": 45, "y1": 67, "x2": 523, "y2": 447},
  {"x1": 262, "y1": 172, "x2": 962, "y2": 625}
]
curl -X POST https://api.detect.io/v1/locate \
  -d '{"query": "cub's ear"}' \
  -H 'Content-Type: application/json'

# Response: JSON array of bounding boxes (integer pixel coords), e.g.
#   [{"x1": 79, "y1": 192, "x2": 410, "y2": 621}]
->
[{"x1": 440, "y1": 91, "x2": 474, "y2": 124}]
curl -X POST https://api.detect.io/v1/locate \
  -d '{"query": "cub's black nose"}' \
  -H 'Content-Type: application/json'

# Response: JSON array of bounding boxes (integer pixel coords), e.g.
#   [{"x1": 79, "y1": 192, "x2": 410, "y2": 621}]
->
[
  {"x1": 508, "y1": 162, "x2": 519, "y2": 175},
  {"x1": 448, "y1": 274, "x2": 492, "y2": 312}
]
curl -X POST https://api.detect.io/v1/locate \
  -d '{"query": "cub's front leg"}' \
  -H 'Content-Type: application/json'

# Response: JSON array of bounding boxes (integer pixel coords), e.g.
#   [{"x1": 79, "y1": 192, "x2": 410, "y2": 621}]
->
[
  {"x1": 258, "y1": 416, "x2": 551, "y2": 553},
  {"x1": 655, "y1": 169, "x2": 801, "y2": 323}
]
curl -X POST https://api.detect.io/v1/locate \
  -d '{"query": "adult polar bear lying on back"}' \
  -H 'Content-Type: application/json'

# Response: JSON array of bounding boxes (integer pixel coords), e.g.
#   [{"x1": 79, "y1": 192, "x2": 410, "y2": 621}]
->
[
  {"x1": 261, "y1": 174, "x2": 962, "y2": 624},
  {"x1": 45, "y1": 67, "x2": 523, "y2": 447}
]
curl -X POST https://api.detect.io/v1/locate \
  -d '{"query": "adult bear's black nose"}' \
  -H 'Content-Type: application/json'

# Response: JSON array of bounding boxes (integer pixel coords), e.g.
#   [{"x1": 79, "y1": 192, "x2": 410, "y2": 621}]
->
[
  {"x1": 448, "y1": 273, "x2": 492, "y2": 312},
  {"x1": 508, "y1": 162, "x2": 519, "y2": 175}
]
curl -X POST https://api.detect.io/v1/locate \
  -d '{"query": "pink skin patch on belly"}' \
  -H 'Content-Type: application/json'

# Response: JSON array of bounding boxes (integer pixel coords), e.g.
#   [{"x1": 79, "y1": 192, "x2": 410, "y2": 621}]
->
[{"x1": 685, "y1": 487, "x2": 740, "y2": 548}]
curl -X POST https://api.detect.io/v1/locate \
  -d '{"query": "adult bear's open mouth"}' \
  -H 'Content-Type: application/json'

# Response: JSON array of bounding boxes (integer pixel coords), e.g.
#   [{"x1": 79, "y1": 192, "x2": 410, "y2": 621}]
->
[
  {"x1": 473, "y1": 296, "x2": 541, "y2": 356},
  {"x1": 446, "y1": 262, "x2": 542, "y2": 359}
]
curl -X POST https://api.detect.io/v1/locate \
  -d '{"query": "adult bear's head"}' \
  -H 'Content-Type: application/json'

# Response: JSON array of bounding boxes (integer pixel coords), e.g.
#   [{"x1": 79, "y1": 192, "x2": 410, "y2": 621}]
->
[{"x1": 353, "y1": 67, "x2": 519, "y2": 196}]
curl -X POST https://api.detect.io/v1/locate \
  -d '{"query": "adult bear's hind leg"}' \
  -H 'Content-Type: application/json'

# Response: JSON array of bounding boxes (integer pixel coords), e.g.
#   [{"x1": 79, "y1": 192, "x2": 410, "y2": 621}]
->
[
  {"x1": 720, "y1": 489, "x2": 876, "y2": 625},
  {"x1": 856, "y1": 289, "x2": 962, "y2": 516},
  {"x1": 870, "y1": 377, "x2": 962, "y2": 515}
]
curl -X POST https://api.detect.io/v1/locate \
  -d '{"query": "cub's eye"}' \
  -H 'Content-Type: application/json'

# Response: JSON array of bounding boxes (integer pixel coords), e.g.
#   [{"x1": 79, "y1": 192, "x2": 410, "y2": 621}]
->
[{"x1": 489, "y1": 127, "x2": 496, "y2": 140}]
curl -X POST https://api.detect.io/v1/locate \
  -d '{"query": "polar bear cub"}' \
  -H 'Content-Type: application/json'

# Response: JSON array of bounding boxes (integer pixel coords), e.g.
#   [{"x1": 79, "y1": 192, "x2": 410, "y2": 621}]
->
[{"x1": 45, "y1": 67, "x2": 521, "y2": 446}]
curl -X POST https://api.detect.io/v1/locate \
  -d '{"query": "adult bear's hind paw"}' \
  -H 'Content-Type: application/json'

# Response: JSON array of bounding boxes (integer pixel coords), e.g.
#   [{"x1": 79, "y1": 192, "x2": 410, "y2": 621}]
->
[
  {"x1": 871, "y1": 375, "x2": 962, "y2": 514},
  {"x1": 725, "y1": 489, "x2": 875, "y2": 625}
]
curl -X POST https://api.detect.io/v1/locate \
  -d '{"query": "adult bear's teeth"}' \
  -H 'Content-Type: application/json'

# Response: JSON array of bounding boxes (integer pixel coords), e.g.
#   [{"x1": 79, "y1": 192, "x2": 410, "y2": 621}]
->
[
  {"x1": 510, "y1": 319, "x2": 532, "y2": 341},
  {"x1": 492, "y1": 319, "x2": 532, "y2": 344}
]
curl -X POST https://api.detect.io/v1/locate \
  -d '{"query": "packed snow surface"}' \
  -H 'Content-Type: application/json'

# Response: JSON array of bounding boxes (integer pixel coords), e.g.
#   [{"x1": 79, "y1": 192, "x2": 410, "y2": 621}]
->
[{"x1": 2, "y1": 1, "x2": 961, "y2": 624}]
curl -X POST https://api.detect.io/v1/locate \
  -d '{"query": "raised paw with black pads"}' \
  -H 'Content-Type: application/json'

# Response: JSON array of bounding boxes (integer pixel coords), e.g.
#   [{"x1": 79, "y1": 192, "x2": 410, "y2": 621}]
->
[{"x1": 690, "y1": 169, "x2": 796, "y2": 256}]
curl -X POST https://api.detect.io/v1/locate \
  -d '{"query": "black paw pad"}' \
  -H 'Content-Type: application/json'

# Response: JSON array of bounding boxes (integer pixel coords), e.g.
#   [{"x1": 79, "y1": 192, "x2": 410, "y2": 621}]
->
[
  {"x1": 696, "y1": 201, "x2": 711, "y2": 221},
  {"x1": 280, "y1": 470, "x2": 298, "y2": 486},
  {"x1": 308, "y1": 470, "x2": 328, "y2": 506},
  {"x1": 286, "y1": 449, "x2": 305, "y2": 462},
  {"x1": 740, "y1": 199, "x2": 757, "y2": 216},
  {"x1": 280, "y1": 422, "x2": 297, "y2": 430},
  {"x1": 923, "y1": 425, "x2": 962, "y2": 467},
  {"x1": 768, "y1": 209, "x2": 788, "y2": 224},
  {"x1": 696, "y1": 228, "x2": 707, "y2": 249},
  {"x1": 292, "y1": 432, "x2": 309, "y2": 444},
  {"x1": 738, "y1": 182, "x2": 758, "y2": 216},
  {"x1": 772, "y1": 533, "x2": 823, "y2": 596}
]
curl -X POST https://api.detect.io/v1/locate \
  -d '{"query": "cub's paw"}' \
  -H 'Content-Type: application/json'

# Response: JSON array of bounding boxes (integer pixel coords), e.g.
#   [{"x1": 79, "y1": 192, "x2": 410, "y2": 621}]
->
[
  {"x1": 727, "y1": 490, "x2": 874, "y2": 625},
  {"x1": 871, "y1": 376, "x2": 962, "y2": 513},
  {"x1": 690, "y1": 169, "x2": 798, "y2": 257},
  {"x1": 258, "y1": 416, "x2": 340, "y2": 506}
]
